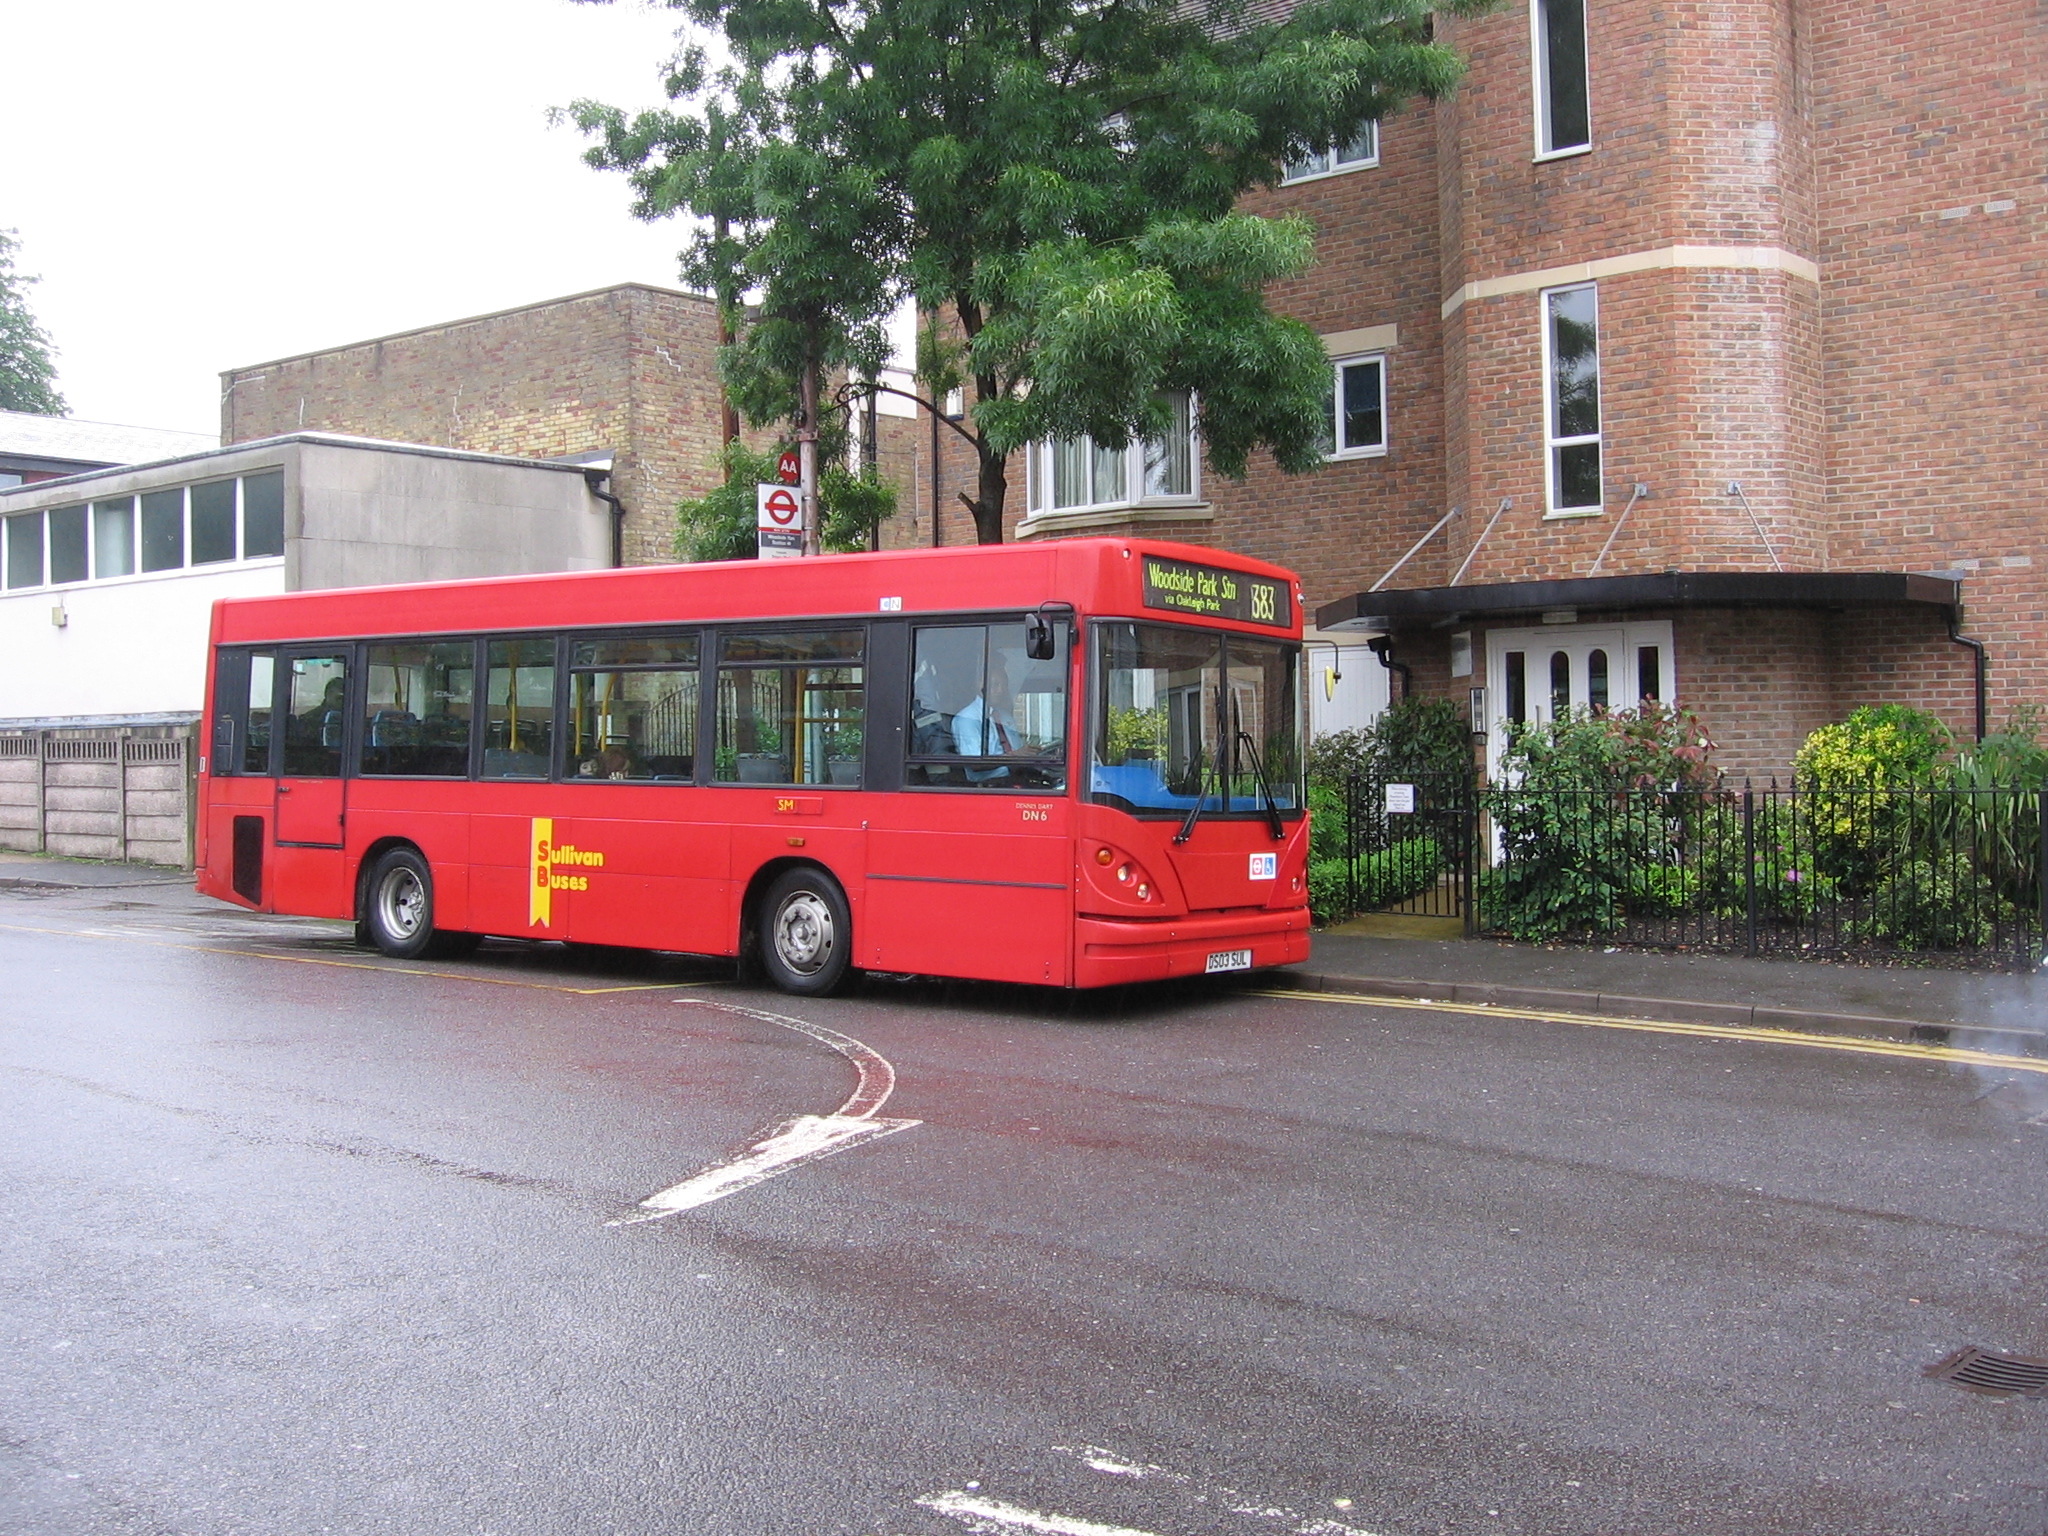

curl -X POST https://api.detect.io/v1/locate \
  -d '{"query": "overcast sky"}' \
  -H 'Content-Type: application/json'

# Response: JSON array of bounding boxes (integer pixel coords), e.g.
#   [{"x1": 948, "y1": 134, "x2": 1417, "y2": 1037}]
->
[{"x1": 2, "y1": 0, "x2": 713, "y2": 437}]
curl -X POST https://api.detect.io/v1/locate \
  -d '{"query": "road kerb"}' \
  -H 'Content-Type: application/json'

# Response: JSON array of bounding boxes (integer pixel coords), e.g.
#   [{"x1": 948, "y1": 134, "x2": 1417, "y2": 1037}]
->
[{"x1": 1275, "y1": 969, "x2": 2048, "y2": 1058}]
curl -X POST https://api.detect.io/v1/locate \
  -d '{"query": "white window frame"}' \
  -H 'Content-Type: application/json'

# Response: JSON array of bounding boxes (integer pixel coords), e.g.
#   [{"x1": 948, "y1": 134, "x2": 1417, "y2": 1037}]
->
[
  {"x1": 1324, "y1": 352, "x2": 1388, "y2": 460},
  {"x1": 1540, "y1": 282, "x2": 1603, "y2": 518},
  {"x1": 1024, "y1": 393, "x2": 1201, "y2": 517},
  {"x1": 0, "y1": 471, "x2": 284, "y2": 594},
  {"x1": 1282, "y1": 122, "x2": 1380, "y2": 184},
  {"x1": 1530, "y1": 0, "x2": 1592, "y2": 161}
]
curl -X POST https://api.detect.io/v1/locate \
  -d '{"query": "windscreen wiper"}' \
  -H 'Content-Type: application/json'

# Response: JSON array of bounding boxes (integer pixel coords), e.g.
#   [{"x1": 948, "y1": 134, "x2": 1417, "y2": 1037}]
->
[
  {"x1": 1172, "y1": 744, "x2": 1215, "y2": 845},
  {"x1": 1236, "y1": 729, "x2": 1286, "y2": 841}
]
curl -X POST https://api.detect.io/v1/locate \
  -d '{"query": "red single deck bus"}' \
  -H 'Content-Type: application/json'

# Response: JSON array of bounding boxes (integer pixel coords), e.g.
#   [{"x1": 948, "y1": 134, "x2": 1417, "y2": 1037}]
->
[{"x1": 196, "y1": 538, "x2": 1308, "y2": 994}]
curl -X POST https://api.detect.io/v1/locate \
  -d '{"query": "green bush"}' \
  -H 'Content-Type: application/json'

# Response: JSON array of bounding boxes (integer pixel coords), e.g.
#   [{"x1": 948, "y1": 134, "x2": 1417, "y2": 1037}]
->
[
  {"x1": 1682, "y1": 799, "x2": 1839, "y2": 924},
  {"x1": 1794, "y1": 704, "x2": 1953, "y2": 792},
  {"x1": 1307, "y1": 857, "x2": 1352, "y2": 925},
  {"x1": 1861, "y1": 859, "x2": 1993, "y2": 951},
  {"x1": 1307, "y1": 779, "x2": 1347, "y2": 862},
  {"x1": 1480, "y1": 807, "x2": 1629, "y2": 939},
  {"x1": 1937, "y1": 710, "x2": 2047, "y2": 910},
  {"x1": 1482, "y1": 702, "x2": 1717, "y2": 940},
  {"x1": 1793, "y1": 705, "x2": 1954, "y2": 892},
  {"x1": 1306, "y1": 697, "x2": 1471, "y2": 881},
  {"x1": 1306, "y1": 697, "x2": 1470, "y2": 788},
  {"x1": 1371, "y1": 697, "x2": 1473, "y2": 781},
  {"x1": 1499, "y1": 699, "x2": 1718, "y2": 795},
  {"x1": 1625, "y1": 862, "x2": 1699, "y2": 918},
  {"x1": 1310, "y1": 835, "x2": 1442, "y2": 925}
]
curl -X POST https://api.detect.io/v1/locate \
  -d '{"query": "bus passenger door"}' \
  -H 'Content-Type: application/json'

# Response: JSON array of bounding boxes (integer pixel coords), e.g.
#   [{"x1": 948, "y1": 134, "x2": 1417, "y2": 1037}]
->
[
  {"x1": 271, "y1": 650, "x2": 352, "y2": 918},
  {"x1": 864, "y1": 620, "x2": 1074, "y2": 986}
]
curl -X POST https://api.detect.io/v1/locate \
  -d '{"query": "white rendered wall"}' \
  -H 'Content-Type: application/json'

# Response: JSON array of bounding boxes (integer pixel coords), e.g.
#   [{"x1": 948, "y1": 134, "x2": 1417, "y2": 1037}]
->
[
  {"x1": 292, "y1": 442, "x2": 613, "y2": 589},
  {"x1": 1305, "y1": 634, "x2": 1392, "y2": 739},
  {"x1": 0, "y1": 434, "x2": 613, "y2": 725},
  {"x1": 0, "y1": 560, "x2": 285, "y2": 722}
]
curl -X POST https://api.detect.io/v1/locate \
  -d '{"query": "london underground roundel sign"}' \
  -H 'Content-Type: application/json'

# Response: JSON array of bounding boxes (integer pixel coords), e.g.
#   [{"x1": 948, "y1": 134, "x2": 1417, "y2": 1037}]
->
[{"x1": 756, "y1": 482, "x2": 803, "y2": 559}]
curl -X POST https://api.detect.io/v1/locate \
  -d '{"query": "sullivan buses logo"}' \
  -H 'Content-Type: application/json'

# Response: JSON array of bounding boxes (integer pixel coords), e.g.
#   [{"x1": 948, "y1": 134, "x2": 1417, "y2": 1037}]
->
[{"x1": 529, "y1": 817, "x2": 607, "y2": 928}]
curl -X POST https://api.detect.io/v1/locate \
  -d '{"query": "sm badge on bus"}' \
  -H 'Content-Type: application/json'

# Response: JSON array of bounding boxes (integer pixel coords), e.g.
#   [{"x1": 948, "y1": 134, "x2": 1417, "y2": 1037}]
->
[{"x1": 530, "y1": 817, "x2": 608, "y2": 928}]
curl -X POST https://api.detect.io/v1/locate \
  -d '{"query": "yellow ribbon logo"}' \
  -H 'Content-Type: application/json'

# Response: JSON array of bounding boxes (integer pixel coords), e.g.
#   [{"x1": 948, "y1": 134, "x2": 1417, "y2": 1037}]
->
[{"x1": 530, "y1": 817, "x2": 553, "y2": 928}]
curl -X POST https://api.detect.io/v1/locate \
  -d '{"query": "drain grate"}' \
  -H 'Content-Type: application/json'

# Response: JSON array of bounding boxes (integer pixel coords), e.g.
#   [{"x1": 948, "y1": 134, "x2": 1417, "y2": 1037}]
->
[{"x1": 1925, "y1": 1347, "x2": 2048, "y2": 1399}]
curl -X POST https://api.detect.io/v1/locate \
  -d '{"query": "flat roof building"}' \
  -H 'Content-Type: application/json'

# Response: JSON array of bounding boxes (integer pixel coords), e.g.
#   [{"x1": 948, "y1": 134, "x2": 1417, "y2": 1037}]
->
[
  {"x1": 0, "y1": 408, "x2": 217, "y2": 488},
  {"x1": 0, "y1": 432, "x2": 617, "y2": 727}
]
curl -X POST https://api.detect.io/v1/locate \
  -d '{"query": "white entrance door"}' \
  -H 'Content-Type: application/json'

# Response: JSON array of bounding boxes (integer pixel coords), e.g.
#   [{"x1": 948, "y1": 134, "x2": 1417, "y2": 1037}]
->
[{"x1": 1484, "y1": 621, "x2": 1674, "y2": 777}]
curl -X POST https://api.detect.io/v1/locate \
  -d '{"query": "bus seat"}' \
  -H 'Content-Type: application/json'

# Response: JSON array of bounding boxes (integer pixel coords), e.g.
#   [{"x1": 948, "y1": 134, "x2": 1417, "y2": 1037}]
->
[{"x1": 911, "y1": 708, "x2": 956, "y2": 758}]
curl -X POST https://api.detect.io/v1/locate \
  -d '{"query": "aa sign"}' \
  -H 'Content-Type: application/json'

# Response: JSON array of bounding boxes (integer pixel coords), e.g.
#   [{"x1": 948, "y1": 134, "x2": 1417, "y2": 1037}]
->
[{"x1": 756, "y1": 483, "x2": 803, "y2": 560}]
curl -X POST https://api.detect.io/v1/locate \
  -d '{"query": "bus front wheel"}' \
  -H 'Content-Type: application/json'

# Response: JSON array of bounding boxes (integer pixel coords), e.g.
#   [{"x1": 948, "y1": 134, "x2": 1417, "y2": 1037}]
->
[
  {"x1": 364, "y1": 847, "x2": 443, "y2": 960},
  {"x1": 759, "y1": 868, "x2": 852, "y2": 997}
]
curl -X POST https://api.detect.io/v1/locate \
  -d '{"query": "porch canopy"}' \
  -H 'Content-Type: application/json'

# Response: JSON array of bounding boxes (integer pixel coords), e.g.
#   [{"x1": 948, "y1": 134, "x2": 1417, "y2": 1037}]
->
[{"x1": 1315, "y1": 571, "x2": 1960, "y2": 634}]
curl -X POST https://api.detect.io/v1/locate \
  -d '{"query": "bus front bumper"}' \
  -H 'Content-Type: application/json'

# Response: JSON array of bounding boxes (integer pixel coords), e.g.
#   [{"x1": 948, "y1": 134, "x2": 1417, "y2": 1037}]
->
[{"x1": 1073, "y1": 907, "x2": 1311, "y2": 988}]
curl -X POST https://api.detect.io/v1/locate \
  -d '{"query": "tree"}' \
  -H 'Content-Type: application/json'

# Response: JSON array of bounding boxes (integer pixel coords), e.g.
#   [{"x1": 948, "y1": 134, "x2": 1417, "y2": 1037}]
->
[
  {"x1": 570, "y1": 0, "x2": 1490, "y2": 542},
  {"x1": 0, "y1": 230, "x2": 65, "y2": 416},
  {"x1": 676, "y1": 440, "x2": 898, "y2": 560}
]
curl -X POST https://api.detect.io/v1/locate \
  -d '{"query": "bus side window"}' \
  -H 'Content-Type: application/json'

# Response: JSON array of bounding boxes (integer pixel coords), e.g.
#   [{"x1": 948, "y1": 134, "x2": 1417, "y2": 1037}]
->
[
  {"x1": 907, "y1": 622, "x2": 1066, "y2": 791},
  {"x1": 482, "y1": 637, "x2": 557, "y2": 779},
  {"x1": 211, "y1": 649, "x2": 276, "y2": 775},
  {"x1": 568, "y1": 632, "x2": 700, "y2": 781},
  {"x1": 362, "y1": 640, "x2": 476, "y2": 778},
  {"x1": 713, "y1": 629, "x2": 864, "y2": 787},
  {"x1": 244, "y1": 653, "x2": 276, "y2": 775},
  {"x1": 282, "y1": 655, "x2": 350, "y2": 777}
]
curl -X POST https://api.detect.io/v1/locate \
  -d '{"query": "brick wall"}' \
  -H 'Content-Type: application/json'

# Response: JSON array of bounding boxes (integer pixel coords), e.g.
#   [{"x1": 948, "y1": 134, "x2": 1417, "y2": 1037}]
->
[
  {"x1": 1208, "y1": 100, "x2": 1451, "y2": 604},
  {"x1": 1393, "y1": 602, "x2": 1981, "y2": 780},
  {"x1": 1299, "y1": 0, "x2": 2037, "y2": 747},
  {"x1": 1810, "y1": 0, "x2": 2045, "y2": 727},
  {"x1": 222, "y1": 285, "x2": 725, "y2": 567}
]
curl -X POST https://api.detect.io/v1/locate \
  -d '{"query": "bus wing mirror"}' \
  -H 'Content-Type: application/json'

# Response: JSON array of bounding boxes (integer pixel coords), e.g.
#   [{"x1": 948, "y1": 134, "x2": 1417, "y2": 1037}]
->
[{"x1": 1024, "y1": 612, "x2": 1056, "y2": 661}]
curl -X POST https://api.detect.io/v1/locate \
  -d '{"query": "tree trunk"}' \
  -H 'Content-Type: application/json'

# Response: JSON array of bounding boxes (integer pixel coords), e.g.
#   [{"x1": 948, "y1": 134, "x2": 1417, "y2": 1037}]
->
[
  {"x1": 951, "y1": 299, "x2": 1010, "y2": 545},
  {"x1": 969, "y1": 432, "x2": 1007, "y2": 544},
  {"x1": 798, "y1": 323, "x2": 820, "y2": 557}
]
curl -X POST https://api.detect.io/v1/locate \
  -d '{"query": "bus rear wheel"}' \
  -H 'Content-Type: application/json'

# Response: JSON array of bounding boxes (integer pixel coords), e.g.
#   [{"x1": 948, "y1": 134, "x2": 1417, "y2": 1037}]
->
[
  {"x1": 363, "y1": 847, "x2": 465, "y2": 961},
  {"x1": 759, "y1": 868, "x2": 852, "y2": 997}
]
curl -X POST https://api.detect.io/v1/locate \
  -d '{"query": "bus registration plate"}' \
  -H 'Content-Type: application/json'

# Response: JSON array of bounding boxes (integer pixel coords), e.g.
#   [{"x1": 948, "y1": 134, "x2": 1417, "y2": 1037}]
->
[{"x1": 1205, "y1": 949, "x2": 1253, "y2": 974}]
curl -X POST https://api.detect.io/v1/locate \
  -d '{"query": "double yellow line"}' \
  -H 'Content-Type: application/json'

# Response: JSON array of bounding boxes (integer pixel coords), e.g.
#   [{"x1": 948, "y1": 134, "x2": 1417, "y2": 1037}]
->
[{"x1": 1255, "y1": 987, "x2": 2048, "y2": 1077}]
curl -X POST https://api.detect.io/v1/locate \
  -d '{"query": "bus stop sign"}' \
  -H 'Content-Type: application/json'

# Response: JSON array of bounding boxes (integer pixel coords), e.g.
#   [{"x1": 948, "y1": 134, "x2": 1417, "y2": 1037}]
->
[{"x1": 756, "y1": 483, "x2": 803, "y2": 560}]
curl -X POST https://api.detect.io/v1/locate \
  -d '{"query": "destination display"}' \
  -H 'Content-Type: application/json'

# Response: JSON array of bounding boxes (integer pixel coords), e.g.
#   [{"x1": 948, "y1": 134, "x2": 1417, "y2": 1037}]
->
[{"x1": 1141, "y1": 556, "x2": 1293, "y2": 629}]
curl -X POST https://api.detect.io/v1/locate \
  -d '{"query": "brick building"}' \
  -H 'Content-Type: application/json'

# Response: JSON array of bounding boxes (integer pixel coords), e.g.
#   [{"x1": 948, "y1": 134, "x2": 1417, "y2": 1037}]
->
[
  {"x1": 221, "y1": 284, "x2": 726, "y2": 567},
  {"x1": 921, "y1": 0, "x2": 2041, "y2": 775}
]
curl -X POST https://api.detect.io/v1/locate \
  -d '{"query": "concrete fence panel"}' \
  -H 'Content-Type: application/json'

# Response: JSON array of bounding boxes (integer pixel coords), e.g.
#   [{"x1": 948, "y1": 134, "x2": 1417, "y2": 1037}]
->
[{"x1": 0, "y1": 729, "x2": 195, "y2": 868}]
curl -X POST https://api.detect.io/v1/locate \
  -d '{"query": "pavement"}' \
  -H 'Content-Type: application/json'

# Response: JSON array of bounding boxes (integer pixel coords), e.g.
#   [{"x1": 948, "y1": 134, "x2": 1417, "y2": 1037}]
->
[
  {"x1": 1300, "y1": 927, "x2": 2048, "y2": 1053},
  {"x1": 0, "y1": 850, "x2": 191, "y2": 889},
  {"x1": 6, "y1": 848, "x2": 2043, "y2": 1051}
]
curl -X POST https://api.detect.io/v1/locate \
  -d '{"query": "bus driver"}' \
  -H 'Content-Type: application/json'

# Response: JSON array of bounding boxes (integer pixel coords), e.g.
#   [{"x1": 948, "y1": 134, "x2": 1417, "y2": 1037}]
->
[{"x1": 952, "y1": 661, "x2": 1055, "y2": 783}]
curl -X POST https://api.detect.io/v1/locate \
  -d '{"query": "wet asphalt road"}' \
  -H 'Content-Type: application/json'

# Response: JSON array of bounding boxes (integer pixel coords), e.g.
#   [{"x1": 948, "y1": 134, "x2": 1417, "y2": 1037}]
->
[{"x1": 3, "y1": 878, "x2": 2046, "y2": 1536}]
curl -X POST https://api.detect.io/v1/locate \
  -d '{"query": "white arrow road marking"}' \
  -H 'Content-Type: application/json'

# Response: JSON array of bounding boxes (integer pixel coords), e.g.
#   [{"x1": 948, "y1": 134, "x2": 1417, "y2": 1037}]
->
[
  {"x1": 1044, "y1": 1445, "x2": 1384, "y2": 1536},
  {"x1": 612, "y1": 997, "x2": 919, "y2": 1224},
  {"x1": 917, "y1": 1491, "x2": 1163, "y2": 1536}
]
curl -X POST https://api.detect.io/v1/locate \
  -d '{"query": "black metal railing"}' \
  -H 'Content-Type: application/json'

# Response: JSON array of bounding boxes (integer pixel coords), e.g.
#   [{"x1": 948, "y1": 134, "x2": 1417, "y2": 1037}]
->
[
  {"x1": 1312, "y1": 769, "x2": 1475, "y2": 929},
  {"x1": 1473, "y1": 780, "x2": 2047, "y2": 969},
  {"x1": 1310, "y1": 768, "x2": 2047, "y2": 968}
]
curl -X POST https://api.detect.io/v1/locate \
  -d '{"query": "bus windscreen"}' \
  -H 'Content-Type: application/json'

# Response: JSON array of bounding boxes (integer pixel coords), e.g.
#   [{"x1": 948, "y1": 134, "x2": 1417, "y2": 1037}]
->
[{"x1": 1088, "y1": 621, "x2": 1301, "y2": 816}]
